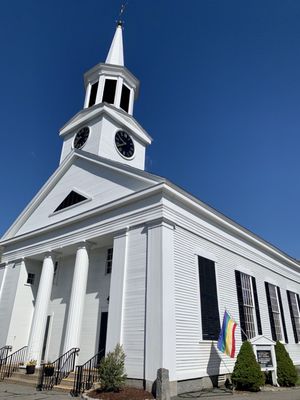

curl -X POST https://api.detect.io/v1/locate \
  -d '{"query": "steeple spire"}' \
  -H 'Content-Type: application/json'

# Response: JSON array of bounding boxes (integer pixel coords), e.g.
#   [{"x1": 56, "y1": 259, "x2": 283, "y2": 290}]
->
[{"x1": 105, "y1": 22, "x2": 124, "y2": 66}]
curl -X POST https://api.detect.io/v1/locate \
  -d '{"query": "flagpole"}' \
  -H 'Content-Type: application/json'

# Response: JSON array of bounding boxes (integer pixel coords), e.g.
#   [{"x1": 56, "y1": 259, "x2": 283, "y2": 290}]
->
[{"x1": 225, "y1": 307, "x2": 249, "y2": 341}]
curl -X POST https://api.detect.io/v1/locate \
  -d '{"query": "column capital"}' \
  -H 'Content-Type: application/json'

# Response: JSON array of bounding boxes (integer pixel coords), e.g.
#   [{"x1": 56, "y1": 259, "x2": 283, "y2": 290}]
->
[
  {"x1": 75, "y1": 240, "x2": 95, "y2": 251},
  {"x1": 113, "y1": 227, "x2": 130, "y2": 240},
  {"x1": 43, "y1": 251, "x2": 61, "y2": 260}
]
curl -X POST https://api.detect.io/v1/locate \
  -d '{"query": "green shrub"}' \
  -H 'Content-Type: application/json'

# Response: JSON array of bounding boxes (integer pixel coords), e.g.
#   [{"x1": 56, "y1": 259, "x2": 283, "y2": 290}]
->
[
  {"x1": 275, "y1": 341, "x2": 297, "y2": 387},
  {"x1": 98, "y1": 344, "x2": 127, "y2": 392},
  {"x1": 232, "y1": 341, "x2": 265, "y2": 391}
]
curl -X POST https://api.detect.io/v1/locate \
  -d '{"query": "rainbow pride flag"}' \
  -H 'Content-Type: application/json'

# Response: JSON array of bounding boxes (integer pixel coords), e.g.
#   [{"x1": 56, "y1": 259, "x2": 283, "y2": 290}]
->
[{"x1": 217, "y1": 310, "x2": 237, "y2": 358}]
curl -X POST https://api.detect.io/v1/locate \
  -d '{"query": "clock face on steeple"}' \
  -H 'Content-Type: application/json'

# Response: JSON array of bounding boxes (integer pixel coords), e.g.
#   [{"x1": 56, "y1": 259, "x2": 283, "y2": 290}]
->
[
  {"x1": 115, "y1": 130, "x2": 135, "y2": 158},
  {"x1": 73, "y1": 127, "x2": 90, "y2": 149}
]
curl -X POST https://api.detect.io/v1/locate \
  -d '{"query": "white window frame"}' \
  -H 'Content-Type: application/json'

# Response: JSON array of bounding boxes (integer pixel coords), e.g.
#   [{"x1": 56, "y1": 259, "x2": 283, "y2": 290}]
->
[
  {"x1": 26, "y1": 272, "x2": 35, "y2": 285},
  {"x1": 268, "y1": 284, "x2": 284, "y2": 342},
  {"x1": 289, "y1": 291, "x2": 300, "y2": 341},
  {"x1": 240, "y1": 272, "x2": 257, "y2": 339},
  {"x1": 105, "y1": 248, "x2": 113, "y2": 274}
]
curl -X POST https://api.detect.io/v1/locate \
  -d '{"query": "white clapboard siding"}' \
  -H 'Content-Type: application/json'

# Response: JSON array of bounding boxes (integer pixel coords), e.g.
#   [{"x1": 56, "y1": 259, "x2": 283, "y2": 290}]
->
[
  {"x1": 174, "y1": 224, "x2": 300, "y2": 380},
  {"x1": 122, "y1": 227, "x2": 147, "y2": 379},
  {"x1": 0, "y1": 263, "x2": 21, "y2": 347},
  {"x1": 16, "y1": 157, "x2": 152, "y2": 236},
  {"x1": 5, "y1": 260, "x2": 41, "y2": 352}
]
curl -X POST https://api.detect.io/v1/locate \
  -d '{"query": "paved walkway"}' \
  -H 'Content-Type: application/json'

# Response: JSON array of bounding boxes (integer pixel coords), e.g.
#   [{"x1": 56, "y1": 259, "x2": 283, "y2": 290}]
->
[
  {"x1": 0, "y1": 383, "x2": 70, "y2": 399},
  {"x1": 1, "y1": 383, "x2": 300, "y2": 400},
  {"x1": 174, "y1": 386, "x2": 300, "y2": 400}
]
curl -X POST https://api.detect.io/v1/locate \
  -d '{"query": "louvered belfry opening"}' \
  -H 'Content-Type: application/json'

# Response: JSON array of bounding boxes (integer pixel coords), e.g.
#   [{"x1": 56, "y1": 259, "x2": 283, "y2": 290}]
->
[{"x1": 54, "y1": 191, "x2": 87, "y2": 212}]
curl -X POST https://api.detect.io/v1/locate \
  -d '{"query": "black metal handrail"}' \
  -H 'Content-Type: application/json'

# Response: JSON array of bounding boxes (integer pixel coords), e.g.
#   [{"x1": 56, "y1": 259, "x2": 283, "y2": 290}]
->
[
  {"x1": 37, "y1": 347, "x2": 79, "y2": 391},
  {"x1": 0, "y1": 346, "x2": 27, "y2": 380},
  {"x1": 0, "y1": 345, "x2": 12, "y2": 365},
  {"x1": 71, "y1": 349, "x2": 105, "y2": 396}
]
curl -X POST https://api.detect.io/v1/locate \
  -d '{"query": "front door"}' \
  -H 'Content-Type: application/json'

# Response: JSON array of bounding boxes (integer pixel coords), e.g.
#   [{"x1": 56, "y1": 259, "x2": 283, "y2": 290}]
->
[{"x1": 97, "y1": 312, "x2": 108, "y2": 363}]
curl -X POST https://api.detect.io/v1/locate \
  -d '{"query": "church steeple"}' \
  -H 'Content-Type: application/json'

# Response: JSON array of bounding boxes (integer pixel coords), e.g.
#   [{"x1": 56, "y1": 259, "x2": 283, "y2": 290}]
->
[
  {"x1": 105, "y1": 22, "x2": 124, "y2": 66},
  {"x1": 82, "y1": 22, "x2": 139, "y2": 115},
  {"x1": 59, "y1": 21, "x2": 151, "y2": 171}
]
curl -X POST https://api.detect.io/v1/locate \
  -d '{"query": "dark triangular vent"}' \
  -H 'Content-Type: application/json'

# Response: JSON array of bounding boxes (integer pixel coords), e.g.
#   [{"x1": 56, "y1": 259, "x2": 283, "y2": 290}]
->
[{"x1": 54, "y1": 191, "x2": 87, "y2": 212}]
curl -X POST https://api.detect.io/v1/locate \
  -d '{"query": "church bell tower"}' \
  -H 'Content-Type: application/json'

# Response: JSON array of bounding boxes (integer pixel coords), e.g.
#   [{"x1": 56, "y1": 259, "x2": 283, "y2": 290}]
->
[{"x1": 59, "y1": 21, "x2": 152, "y2": 170}]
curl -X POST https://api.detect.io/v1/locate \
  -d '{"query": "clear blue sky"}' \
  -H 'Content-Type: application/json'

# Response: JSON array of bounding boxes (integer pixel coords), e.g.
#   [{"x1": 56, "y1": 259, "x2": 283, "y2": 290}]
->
[{"x1": 1, "y1": 0, "x2": 300, "y2": 258}]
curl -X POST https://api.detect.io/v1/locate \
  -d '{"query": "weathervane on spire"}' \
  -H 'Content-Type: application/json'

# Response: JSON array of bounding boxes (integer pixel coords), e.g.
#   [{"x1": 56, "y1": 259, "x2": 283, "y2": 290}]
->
[{"x1": 117, "y1": 1, "x2": 128, "y2": 26}]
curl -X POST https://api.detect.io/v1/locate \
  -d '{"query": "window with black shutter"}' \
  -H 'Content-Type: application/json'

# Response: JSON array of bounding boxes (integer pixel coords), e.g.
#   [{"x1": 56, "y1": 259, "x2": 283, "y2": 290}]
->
[
  {"x1": 235, "y1": 271, "x2": 262, "y2": 340},
  {"x1": 287, "y1": 290, "x2": 300, "y2": 343},
  {"x1": 265, "y1": 282, "x2": 287, "y2": 342},
  {"x1": 265, "y1": 282, "x2": 282, "y2": 341},
  {"x1": 198, "y1": 255, "x2": 220, "y2": 340}
]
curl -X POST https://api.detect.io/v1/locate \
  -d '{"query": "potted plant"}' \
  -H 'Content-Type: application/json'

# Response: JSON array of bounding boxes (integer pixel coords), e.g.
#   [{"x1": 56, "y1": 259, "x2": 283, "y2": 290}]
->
[
  {"x1": 44, "y1": 362, "x2": 54, "y2": 377},
  {"x1": 26, "y1": 359, "x2": 37, "y2": 374}
]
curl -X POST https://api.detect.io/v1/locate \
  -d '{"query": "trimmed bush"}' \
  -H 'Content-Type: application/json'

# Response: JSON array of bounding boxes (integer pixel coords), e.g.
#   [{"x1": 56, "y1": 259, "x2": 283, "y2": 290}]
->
[
  {"x1": 232, "y1": 341, "x2": 265, "y2": 391},
  {"x1": 98, "y1": 344, "x2": 127, "y2": 392},
  {"x1": 275, "y1": 341, "x2": 297, "y2": 387}
]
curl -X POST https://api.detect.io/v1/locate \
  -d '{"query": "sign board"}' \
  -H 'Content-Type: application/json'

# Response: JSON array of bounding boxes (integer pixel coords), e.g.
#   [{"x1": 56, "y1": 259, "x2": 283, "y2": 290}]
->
[
  {"x1": 250, "y1": 335, "x2": 278, "y2": 386},
  {"x1": 257, "y1": 350, "x2": 273, "y2": 368}
]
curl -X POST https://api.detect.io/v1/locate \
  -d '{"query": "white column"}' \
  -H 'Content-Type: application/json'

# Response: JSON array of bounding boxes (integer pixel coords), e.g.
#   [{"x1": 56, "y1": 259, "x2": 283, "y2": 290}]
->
[
  {"x1": 27, "y1": 253, "x2": 54, "y2": 364},
  {"x1": 84, "y1": 83, "x2": 91, "y2": 108},
  {"x1": 106, "y1": 229, "x2": 128, "y2": 352},
  {"x1": 96, "y1": 75, "x2": 106, "y2": 104},
  {"x1": 63, "y1": 243, "x2": 89, "y2": 352},
  {"x1": 0, "y1": 263, "x2": 8, "y2": 304},
  {"x1": 114, "y1": 77, "x2": 123, "y2": 109},
  {"x1": 128, "y1": 88, "x2": 134, "y2": 115},
  {"x1": 145, "y1": 220, "x2": 177, "y2": 393}
]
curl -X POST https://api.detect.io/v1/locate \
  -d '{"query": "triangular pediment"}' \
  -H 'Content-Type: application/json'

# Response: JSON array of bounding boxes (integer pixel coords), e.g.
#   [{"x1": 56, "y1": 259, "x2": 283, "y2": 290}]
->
[
  {"x1": 249, "y1": 335, "x2": 276, "y2": 345},
  {"x1": 2, "y1": 151, "x2": 163, "y2": 239}
]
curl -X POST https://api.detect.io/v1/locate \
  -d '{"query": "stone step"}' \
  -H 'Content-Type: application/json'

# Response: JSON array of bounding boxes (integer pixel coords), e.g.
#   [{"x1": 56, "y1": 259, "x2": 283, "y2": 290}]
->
[{"x1": 8, "y1": 370, "x2": 40, "y2": 381}]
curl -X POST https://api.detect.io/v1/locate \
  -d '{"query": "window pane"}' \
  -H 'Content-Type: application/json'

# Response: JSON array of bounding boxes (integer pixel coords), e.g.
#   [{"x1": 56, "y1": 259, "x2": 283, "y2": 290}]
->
[
  {"x1": 27, "y1": 273, "x2": 35, "y2": 285},
  {"x1": 290, "y1": 292, "x2": 300, "y2": 338},
  {"x1": 240, "y1": 272, "x2": 256, "y2": 338},
  {"x1": 106, "y1": 248, "x2": 113, "y2": 274},
  {"x1": 268, "y1": 284, "x2": 282, "y2": 341}
]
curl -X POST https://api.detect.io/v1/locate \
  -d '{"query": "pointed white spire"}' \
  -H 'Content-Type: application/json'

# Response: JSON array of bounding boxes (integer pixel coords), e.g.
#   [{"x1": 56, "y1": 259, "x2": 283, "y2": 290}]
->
[{"x1": 105, "y1": 22, "x2": 124, "y2": 66}]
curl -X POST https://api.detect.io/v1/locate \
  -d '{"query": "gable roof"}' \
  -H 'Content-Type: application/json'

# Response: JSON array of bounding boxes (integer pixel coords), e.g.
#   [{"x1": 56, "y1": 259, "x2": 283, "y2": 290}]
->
[
  {"x1": 59, "y1": 103, "x2": 152, "y2": 145},
  {"x1": 1, "y1": 149, "x2": 299, "y2": 271},
  {"x1": 2, "y1": 150, "x2": 164, "y2": 240}
]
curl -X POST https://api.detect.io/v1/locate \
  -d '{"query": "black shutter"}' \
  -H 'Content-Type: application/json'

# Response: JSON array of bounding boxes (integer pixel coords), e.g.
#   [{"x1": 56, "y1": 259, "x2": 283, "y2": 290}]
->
[
  {"x1": 297, "y1": 294, "x2": 300, "y2": 313},
  {"x1": 277, "y1": 287, "x2": 288, "y2": 343},
  {"x1": 287, "y1": 290, "x2": 298, "y2": 343},
  {"x1": 198, "y1": 256, "x2": 220, "y2": 340},
  {"x1": 265, "y1": 282, "x2": 276, "y2": 340},
  {"x1": 235, "y1": 270, "x2": 247, "y2": 341},
  {"x1": 252, "y1": 277, "x2": 262, "y2": 335}
]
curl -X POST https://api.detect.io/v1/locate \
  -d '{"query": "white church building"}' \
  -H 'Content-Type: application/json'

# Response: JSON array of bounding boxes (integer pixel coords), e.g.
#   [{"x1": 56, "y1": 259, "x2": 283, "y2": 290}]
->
[{"x1": 1, "y1": 22, "x2": 300, "y2": 394}]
